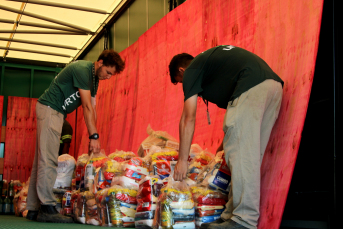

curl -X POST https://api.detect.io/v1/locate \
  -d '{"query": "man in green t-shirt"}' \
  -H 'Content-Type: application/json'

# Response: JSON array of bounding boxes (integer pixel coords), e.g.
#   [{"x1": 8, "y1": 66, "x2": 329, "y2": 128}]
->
[
  {"x1": 26, "y1": 49, "x2": 125, "y2": 223},
  {"x1": 169, "y1": 45, "x2": 283, "y2": 229}
]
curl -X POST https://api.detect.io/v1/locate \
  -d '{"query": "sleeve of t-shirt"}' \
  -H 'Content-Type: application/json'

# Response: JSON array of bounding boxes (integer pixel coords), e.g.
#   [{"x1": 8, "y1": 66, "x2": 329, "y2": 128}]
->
[
  {"x1": 71, "y1": 65, "x2": 91, "y2": 90},
  {"x1": 183, "y1": 68, "x2": 204, "y2": 101},
  {"x1": 61, "y1": 121, "x2": 73, "y2": 143}
]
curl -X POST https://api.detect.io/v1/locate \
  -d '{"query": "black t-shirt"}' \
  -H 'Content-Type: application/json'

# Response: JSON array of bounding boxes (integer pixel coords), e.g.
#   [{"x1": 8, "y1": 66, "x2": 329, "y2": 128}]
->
[
  {"x1": 59, "y1": 120, "x2": 73, "y2": 156},
  {"x1": 183, "y1": 45, "x2": 284, "y2": 109}
]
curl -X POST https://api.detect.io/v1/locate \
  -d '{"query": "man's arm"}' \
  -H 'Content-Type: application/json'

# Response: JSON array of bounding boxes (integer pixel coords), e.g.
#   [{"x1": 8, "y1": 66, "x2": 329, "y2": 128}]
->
[
  {"x1": 173, "y1": 94, "x2": 198, "y2": 181},
  {"x1": 91, "y1": 96, "x2": 97, "y2": 122},
  {"x1": 79, "y1": 88, "x2": 100, "y2": 154}
]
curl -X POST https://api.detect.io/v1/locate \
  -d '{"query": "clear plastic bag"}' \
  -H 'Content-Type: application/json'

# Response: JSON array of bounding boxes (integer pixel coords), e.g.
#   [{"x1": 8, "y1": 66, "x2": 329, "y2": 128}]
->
[
  {"x1": 84, "y1": 150, "x2": 110, "y2": 192},
  {"x1": 138, "y1": 124, "x2": 179, "y2": 157},
  {"x1": 108, "y1": 150, "x2": 136, "y2": 162},
  {"x1": 186, "y1": 150, "x2": 214, "y2": 185},
  {"x1": 153, "y1": 173, "x2": 195, "y2": 229},
  {"x1": 107, "y1": 185, "x2": 138, "y2": 227},
  {"x1": 190, "y1": 186, "x2": 227, "y2": 228},
  {"x1": 54, "y1": 154, "x2": 76, "y2": 189},
  {"x1": 84, "y1": 191, "x2": 100, "y2": 225},
  {"x1": 75, "y1": 154, "x2": 89, "y2": 190}
]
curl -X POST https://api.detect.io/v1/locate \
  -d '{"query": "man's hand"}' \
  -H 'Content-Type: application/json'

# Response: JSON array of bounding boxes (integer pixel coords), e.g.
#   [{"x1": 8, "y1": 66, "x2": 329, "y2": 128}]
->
[
  {"x1": 173, "y1": 160, "x2": 188, "y2": 181},
  {"x1": 89, "y1": 139, "x2": 100, "y2": 155}
]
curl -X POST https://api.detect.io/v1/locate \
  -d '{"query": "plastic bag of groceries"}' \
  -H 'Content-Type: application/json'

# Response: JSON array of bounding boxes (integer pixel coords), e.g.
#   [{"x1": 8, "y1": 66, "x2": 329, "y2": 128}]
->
[
  {"x1": 106, "y1": 185, "x2": 138, "y2": 227},
  {"x1": 95, "y1": 188, "x2": 108, "y2": 226},
  {"x1": 111, "y1": 156, "x2": 151, "y2": 191},
  {"x1": 84, "y1": 150, "x2": 110, "y2": 192},
  {"x1": 14, "y1": 178, "x2": 29, "y2": 216},
  {"x1": 196, "y1": 151, "x2": 231, "y2": 194},
  {"x1": 185, "y1": 150, "x2": 214, "y2": 186},
  {"x1": 153, "y1": 173, "x2": 195, "y2": 229},
  {"x1": 13, "y1": 180, "x2": 23, "y2": 194},
  {"x1": 108, "y1": 150, "x2": 136, "y2": 162},
  {"x1": 83, "y1": 191, "x2": 100, "y2": 225},
  {"x1": 190, "y1": 186, "x2": 227, "y2": 228},
  {"x1": 75, "y1": 192, "x2": 87, "y2": 224},
  {"x1": 53, "y1": 154, "x2": 76, "y2": 189},
  {"x1": 70, "y1": 190, "x2": 80, "y2": 221},
  {"x1": 150, "y1": 150, "x2": 179, "y2": 180},
  {"x1": 138, "y1": 124, "x2": 179, "y2": 157},
  {"x1": 75, "y1": 154, "x2": 89, "y2": 190},
  {"x1": 135, "y1": 175, "x2": 165, "y2": 229}
]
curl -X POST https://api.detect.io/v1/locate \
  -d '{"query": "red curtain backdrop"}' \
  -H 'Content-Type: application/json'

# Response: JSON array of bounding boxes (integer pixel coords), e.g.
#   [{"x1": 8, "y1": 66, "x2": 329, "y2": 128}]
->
[
  {"x1": 2, "y1": 0, "x2": 323, "y2": 228},
  {"x1": 3, "y1": 96, "x2": 37, "y2": 182}
]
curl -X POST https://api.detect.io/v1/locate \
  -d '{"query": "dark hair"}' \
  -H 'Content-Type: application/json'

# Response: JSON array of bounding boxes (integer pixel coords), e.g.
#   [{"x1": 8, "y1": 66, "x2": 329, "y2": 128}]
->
[
  {"x1": 169, "y1": 53, "x2": 194, "y2": 84},
  {"x1": 98, "y1": 49, "x2": 125, "y2": 74}
]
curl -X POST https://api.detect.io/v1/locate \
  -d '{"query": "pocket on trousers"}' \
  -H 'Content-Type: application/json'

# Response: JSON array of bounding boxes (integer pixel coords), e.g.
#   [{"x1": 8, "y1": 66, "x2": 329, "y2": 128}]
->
[
  {"x1": 48, "y1": 112, "x2": 63, "y2": 136},
  {"x1": 223, "y1": 97, "x2": 240, "y2": 133}
]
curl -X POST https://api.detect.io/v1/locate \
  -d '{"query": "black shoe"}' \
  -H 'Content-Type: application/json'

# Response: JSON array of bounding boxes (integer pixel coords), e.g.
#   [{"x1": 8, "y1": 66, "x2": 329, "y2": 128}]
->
[
  {"x1": 37, "y1": 205, "x2": 73, "y2": 223},
  {"x1": 26, "y1": 210, "x2": 39, "y2": 221},
  {"x1": 200, "y1": 218, "x2": 225, "y2": 229}
]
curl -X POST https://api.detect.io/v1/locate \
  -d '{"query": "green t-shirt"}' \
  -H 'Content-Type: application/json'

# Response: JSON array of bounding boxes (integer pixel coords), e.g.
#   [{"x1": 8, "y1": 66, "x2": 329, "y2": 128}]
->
[
  {"x1": 183, "y1": 45, "x2": 284, "y2": 109},
  {"x1": 38, "y1": 60, "x2": 98, "y2": 116}
]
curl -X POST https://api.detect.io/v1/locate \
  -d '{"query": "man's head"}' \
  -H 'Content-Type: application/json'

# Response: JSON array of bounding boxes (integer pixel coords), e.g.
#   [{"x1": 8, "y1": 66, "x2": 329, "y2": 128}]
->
[
  {"x1": 169, "y1": 53, "x2": 194, "y2": 84},
  {"x1": 95, "y1": 49, "x2": 125, "y2": 80}
]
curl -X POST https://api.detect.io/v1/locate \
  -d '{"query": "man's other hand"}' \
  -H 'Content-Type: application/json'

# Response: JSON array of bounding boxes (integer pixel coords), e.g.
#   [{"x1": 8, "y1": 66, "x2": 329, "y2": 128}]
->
[
  {"x1": 173, "y1": 160, "x2": 188, "y2": 181},
  {"x1": 89, "y1": 139, "x2": 100, "y2": 155}
]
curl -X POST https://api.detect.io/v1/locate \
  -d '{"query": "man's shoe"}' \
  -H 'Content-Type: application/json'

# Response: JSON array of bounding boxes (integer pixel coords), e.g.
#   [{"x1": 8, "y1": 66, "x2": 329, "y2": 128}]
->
[
  {"x1": 208, "y1": 219, "x2": 248, "y2": 229},
  {"x1": 26, "y1": 210, "x2": 39, "y2": 221},
  {"x1": 200, "y1": 218, "x2": 225, "y2": 229},
  {"x1": 37, "y1": 205, "x2": 73, "y2": 223}
]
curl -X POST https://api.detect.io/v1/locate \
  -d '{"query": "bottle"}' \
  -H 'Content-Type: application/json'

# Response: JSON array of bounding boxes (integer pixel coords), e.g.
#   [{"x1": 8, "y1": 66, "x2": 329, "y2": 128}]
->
[
  {"x1": 3, "y1": 196, "x2": 11, "y2": 214},
  {"x1": 8, "y1": 180, "x2": 15, "y2": 199}
]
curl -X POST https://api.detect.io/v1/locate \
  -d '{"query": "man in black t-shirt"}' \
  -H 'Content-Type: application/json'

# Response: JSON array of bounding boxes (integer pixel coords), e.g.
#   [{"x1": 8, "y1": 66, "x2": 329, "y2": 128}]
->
[
  {"x1": 169, "y1": 45, "x2": 283, "y2": 229},
  {"x1": 58, "y1": 120, "x2": 73, "y2": 156}
]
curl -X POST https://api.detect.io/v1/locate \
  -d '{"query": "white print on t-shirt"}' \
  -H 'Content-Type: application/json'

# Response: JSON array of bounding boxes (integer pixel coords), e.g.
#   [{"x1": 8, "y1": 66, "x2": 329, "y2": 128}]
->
[
  {"x1": 62, "y1": 91, "x2": 81, "y2": 110},
  {"x1": 223, "y1": 45, "x2": 235, "y2": 51}
]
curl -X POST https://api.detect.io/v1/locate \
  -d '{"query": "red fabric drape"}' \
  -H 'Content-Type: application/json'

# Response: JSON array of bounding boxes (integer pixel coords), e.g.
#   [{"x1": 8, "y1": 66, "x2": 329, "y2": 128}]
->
[
  {"x1": 3, "y1": 97, "x2": 37, "y2": 182},
  {"x1": 2, "y1": 0, "x2": 324, "y2": 228},
  {"x1": 0, "y1": 96, "x2": 3, "y2": 141}
]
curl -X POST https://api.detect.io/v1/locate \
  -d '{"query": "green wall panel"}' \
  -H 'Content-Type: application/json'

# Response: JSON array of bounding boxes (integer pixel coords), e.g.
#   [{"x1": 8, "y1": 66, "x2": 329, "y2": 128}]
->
[
  {"x1": 114, "y1": 9, "x2": 129, "y2": 53},
  {"x1": 148, "y1": 0, "x2": 166, "y2": 28},
  {"x1": 32, "y1": 70, "x2": 56, "y2": 98},
  {"x1": 129, "y1": 0, "x2": 147, "y2": 46}
]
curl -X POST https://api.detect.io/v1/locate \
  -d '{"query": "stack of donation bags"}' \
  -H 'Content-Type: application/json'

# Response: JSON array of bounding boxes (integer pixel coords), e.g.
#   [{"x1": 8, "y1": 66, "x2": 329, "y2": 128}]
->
[{"x1": 16, "y1": 125, "x2": 230, "y2": 229}]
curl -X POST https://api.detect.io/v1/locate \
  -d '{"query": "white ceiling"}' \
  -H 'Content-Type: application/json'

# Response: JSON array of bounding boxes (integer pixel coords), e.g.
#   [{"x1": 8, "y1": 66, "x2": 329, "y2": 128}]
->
[{"x1": 0, "y1": 0, "x2": 124, "y2": 63}]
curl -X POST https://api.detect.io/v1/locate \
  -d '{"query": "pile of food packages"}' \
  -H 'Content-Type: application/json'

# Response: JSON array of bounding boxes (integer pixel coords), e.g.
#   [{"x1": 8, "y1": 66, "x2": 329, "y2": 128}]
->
[{"x1": 9, "y1": 125, "x2": 231, "y2": 228}]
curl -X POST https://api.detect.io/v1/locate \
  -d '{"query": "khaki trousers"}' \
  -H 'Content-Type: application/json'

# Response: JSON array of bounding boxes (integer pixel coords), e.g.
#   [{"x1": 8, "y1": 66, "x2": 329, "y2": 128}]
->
[
  {"x1": 27, "y1": 102, "x2": 64, "y2": 210},
  {"x1": 221, "y1": 80, "x2": 283, "y2": 229}
]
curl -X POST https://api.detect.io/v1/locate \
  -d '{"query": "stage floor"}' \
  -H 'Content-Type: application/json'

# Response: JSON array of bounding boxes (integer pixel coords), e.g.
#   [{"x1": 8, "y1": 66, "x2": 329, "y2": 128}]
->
[{"x1": 0, "y1": 215, "x2": 132, "y2": 229}]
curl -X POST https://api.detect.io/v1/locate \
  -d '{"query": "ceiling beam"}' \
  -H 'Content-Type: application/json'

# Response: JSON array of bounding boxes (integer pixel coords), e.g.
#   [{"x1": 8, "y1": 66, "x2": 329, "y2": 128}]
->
[
  {"x1": 0, "y1": 18, "x2": 92, "y2": 33},
  {"x1": 0, "y1": 5, "x2": 92, "y2": 33},
  {"x1": 0, "y1": 37, "x2": 78, "y2": 50},
  {"x1": 0, "y1": 46, "x2": 72, "y2": 58},
  {"x1": 6, "y1": 0, "x2": 108, "y2": 14},
  {"x1": 0, "y1": 30, "x2": 87, "y2": 35}
]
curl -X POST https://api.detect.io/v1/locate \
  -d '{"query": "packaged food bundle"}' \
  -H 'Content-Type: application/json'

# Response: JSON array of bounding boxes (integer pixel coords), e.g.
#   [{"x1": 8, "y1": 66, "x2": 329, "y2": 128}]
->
[
  {"x1": 153, "y1": 175, "x2": 195, "y2": 229},
  {"x1": 75, "y1": 192, "x2": 87, "y2": 224},
  {"x1": 135, "y1": 176, "x2": 164, "y2": 229},
  {"x1": 95, "y1": 188, "x2": 110, "y2": 226},
  {"x1": 102, "y1": 159, "x2": 123, "y2": 181},
  {"x1": 106, "y1": 185, "x2": 138, "y2": 227},
  {"x1": 190, "y1": 186, "x2": 227, "y2": 228},
  {"x1": 123, "y1": 157, "x2": 150, "y2": 181},
  {"x1": 84, "y1": 150, "x2": 110, "y2": 191},
  {"x1": 151, "y1": 160, "x2": 177, "y2": 180},
  {"x1": 196, "y1": 151, "x2": 231, "y2": 194},
  {"x1": 53, "y1": 188, "x2": 66, "y2": 214},
  {"x1": 62, "y1": 190, "x2": 72, "y2": 216},
  {"x1": 70, "y1": 190, "x2": 80, "y2": 221},
  {"x1": 84, "y1": 191, "x2": 100, "y2": 225},
  {"x1": 13, "y1": 180, "x2": 23, "y2": 194},
  {"x1": 186, "y1": 151, "x2": 214, "y2": 186},
  {"x1": 53, "y1": 154, "x2": 76, "y2": 189},
  {"x1": 108, "y1": 150, "x2": 136, "y2": 162},
  {"x1": 137, "y1": 124, "x2": 179, "y2": 157},
  {"x1": 14, "y1": 178, "x2": 29, "y2": 217},
  {"x1": 75, "y1": 154, "x2": 89, "y2": 190}
]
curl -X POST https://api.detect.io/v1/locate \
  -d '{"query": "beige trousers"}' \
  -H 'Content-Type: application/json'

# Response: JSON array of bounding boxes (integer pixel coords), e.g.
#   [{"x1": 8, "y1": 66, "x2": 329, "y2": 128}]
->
[
  {"x1": 27, "y1": 102, "x2": 64, "y2": 210},
  {"x1": 221, "y1": 80, "x2": 283, "y2": 229}
]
